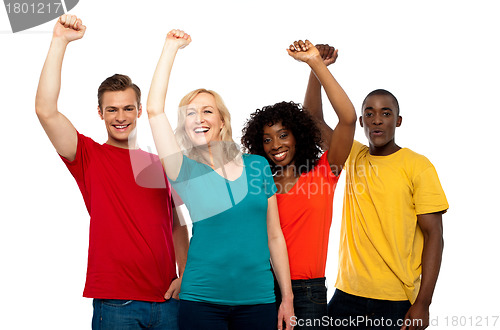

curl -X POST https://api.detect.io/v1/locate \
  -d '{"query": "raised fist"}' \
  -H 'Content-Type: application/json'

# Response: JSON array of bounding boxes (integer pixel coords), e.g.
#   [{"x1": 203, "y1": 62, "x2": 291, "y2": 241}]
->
[
  {"x1": 316, "y1": 44, "x2": 338, "y2": 66},
  {"x1": 166, "y1": 29, "x2": 191, "y2": 50},
  {"x1": 53, "y1": 14, "x2": 86, "y2": 43}
]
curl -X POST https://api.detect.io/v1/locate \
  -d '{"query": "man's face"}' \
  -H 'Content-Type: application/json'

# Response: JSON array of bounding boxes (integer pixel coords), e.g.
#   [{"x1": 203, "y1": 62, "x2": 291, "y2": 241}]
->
[
  {"x1": 360, "y1": 94, "x2": 402, "y2": 150},
  {"x1": 98, "y1": 88, "x2": 142, "y2": 148}
]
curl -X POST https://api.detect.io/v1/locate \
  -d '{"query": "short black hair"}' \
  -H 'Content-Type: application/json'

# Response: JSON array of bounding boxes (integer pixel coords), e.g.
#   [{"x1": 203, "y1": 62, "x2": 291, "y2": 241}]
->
[
  {"x1": 362, "y1": 89, "x2": 400, "y2": 115},
  {"x1": 241, "y1": 101, "x2": 322, "y2": 175}
]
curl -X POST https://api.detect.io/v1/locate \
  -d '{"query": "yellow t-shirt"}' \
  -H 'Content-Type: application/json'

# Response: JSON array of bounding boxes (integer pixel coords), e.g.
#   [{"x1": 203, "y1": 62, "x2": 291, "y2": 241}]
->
[{"x1": 335, "y1": 141, "x2": 449, "y2": 303}]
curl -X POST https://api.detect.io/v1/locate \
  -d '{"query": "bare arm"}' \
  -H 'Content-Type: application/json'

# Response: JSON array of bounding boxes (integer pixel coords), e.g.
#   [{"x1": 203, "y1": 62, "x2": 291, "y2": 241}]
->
[
  {"x1": 289, "y1": 41, "x2": 356, "y2": 175},
  {"x1": 401, "y1": 212, "x2": 444, "y2": 330},
  {"x1": 303, "y1": 45, "x2": 338, "y2": 150},
  {"x1": 35, "y1": 15, "x2": 86, "y2": 161},
  {"x1": 164, "y1": 203, "x2": 190, "y2": 300},
  {"x1": 147, "y1": 30, "x2": 191, "y2": 180},
  {"x1": 267, "y1": 195, "x2": 294, "y2": 330}
]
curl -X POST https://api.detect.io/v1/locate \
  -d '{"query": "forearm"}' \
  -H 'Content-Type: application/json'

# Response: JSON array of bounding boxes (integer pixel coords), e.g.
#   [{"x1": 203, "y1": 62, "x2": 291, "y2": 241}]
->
[
  {"x1": 307, "y1": 57, "x2": 356, "y2": 126},
  {"x1": 35, "y1": 37, "x2": 68, "y2": 118},
  {"x1": 172, "y1": 208, "x2": 189, "y2": 277},
  {"x1": 415, "y1": 232, "x2": 443, "y2": 306},
  {"x1": 147, "y1": 41, "x2": 183, "y2": 178},
  {"x1": 303, "y1": 70, "x2": 323, "y2": 120},
  {"x1": 269, "y1": 234, "x2": 293, "y2": 302},
  {"x1": 147, "y1": 43, "x2": 179, "y2": 118}
]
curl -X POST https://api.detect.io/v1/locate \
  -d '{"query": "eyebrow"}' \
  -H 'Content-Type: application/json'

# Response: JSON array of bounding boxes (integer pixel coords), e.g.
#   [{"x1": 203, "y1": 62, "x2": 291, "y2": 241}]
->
[
  {"x1": 105, "y1": 105, "x2": 136, "y2": 110},
  {"x1": 363, "y1": 106, "x2": 393, "y2": 112},
  {"x1": 263, "y1": 128, "x2": 287, "y2": 135}
]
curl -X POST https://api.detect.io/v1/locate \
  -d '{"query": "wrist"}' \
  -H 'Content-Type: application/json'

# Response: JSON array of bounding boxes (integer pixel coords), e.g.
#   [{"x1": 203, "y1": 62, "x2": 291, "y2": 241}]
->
[
  {"x1": 280, "y1": 292, "x2": 294, "y2": 303},
  {"x1": 163, "y1": 42, "x2": 181, "y2": 53},
  {"x1": 51, "y1": 36, "x2": 69, "y2": 48},
  {"x1": 414, "y1": 296, "x2": 432, "y2": 307},
  {"x1": 307, "y1": 56, "x2": 324, "y2": 68}
]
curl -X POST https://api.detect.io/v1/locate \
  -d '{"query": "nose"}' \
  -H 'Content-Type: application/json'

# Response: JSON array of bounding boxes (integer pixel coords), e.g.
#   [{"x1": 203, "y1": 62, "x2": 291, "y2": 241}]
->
[
  {"x1": 372, "y1": 113, "x2": 383, "y2": 125},
  {"x1": 195, "y1": 111, "x2": 204, "y2": 124},
  {"x1": 271, "y1": 138, "x2": 282, "y2": 150},
  {"x1": 116, "y1": 109, "x2": 126, "y2": 123}
]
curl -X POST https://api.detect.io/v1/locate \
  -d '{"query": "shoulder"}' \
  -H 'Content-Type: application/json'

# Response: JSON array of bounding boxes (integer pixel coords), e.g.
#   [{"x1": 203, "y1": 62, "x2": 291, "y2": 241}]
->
[
  {"x1": 400, "y1": 148, "x2": 434, "y2": 170},
  {"x1": 351, "y1": 140, "x2": 368, "y2": 154},
  {"x1": 137, "y1": 148, "x2": 161, "y2": 161},
  {"x1": 75, "y1": 131, "x2": 97, "y2": 148},
  {"x1": 345, "y1": 140, "x2": 368, "y2": 164},
  {"x1": 243, "y1": 153, "x2": 270, "y2": 167},
  {"x1": 398, "y1": 148, "x2": 445, "y2": 185}
]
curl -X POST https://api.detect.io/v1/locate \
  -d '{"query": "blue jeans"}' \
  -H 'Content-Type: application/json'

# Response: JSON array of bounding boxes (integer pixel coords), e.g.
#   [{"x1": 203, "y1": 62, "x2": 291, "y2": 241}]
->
[
  {"x1": 275, "y1": 277, "x2": 328, "y2": 329},
  {"x1": 178, "y1": 299, "x2": 277, "y2": 330},
  {"x1": 327, "y1": 289, "x2": 411, "y2": 329},
  {"x1": 92, "y1": 299, "x2": 179, "y2": 330}
]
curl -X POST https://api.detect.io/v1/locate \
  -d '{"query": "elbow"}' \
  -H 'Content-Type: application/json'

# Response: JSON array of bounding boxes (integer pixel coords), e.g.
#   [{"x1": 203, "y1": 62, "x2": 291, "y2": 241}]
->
[
  {"x1": 339, "y1": 115, "x2": 357, "y2": 131},
  {"x1": 346, "y1": 108, "x2": 358, "y2": 126},
  {"x1": 347, "y1": 116, "x2": 358, "y2": 127},
  {"x1": 339, "y1": 107, "x2": 358, "y2": 127},
  {"x1": 35, "y1": 103, "x2": 51, "y2": 121},
  {"x1": 145, "y1": 103, "x2": 163, "y2": 118},
  {"x1": 145, "y1": 104, "x2": 156, "y2": 117}
]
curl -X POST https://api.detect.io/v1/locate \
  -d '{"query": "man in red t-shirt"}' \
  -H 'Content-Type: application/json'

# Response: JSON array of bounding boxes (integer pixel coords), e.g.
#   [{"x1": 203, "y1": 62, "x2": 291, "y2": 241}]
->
[{"x1": 35, "y1": 14, "x2": 189, "y2": 329}]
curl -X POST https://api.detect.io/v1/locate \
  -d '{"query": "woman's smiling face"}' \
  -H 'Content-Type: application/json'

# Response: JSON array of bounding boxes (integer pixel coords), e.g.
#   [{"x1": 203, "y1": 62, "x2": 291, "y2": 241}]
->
[
  {"x1": 184, "y1": 92, "x2": 225, "y2": 146},
  {"x1": 262, "y1": 121, "x2": 296, "y2": 166}
]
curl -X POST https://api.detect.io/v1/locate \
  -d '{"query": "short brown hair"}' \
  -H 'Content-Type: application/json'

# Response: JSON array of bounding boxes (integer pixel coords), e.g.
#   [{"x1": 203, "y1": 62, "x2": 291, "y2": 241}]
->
[{"x1": 97, "y1": 74, "x2": 141, "y2": 111}]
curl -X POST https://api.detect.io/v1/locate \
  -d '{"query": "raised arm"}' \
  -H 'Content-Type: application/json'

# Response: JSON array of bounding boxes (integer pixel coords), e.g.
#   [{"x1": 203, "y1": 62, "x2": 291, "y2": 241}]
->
[
  {"x1": 303, "y1": 44, "x2": 338, "y2": 150},
  {"x1": 35, "y1": 15, "x2": 86, "y2": 161},
  {"x1": 288, "y1": 41, "x2": 356, "y2": 175},
  {"x1": 267, "y1": 195, "x2": 294, "y2": 330},
  {"x1": 147, "y1": 30, "x2": 191, "y2": 180}
]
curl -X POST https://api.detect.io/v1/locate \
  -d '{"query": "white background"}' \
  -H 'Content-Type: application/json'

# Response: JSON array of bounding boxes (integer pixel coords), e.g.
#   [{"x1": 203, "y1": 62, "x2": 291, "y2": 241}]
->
[{"x1": 1, "y1": 0, "x2": 499, "y2": 329}]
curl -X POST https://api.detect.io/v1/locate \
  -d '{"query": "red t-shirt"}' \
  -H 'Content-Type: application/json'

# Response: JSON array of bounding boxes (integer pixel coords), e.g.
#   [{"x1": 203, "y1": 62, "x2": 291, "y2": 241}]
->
[
  {"x1": 276, "y1": 152, "x2": 339, "y2": 280},
  {"x1": 61, "y1": 133, "x2": 176, "y2": 302}
]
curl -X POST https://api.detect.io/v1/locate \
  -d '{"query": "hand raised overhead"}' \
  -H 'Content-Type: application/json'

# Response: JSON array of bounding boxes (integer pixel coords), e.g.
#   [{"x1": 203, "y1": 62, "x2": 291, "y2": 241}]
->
[
  {"x1": 166, "y1": 29, "x2": 192, "y2": 50},
  {"x1": 286, "y1": 39, "x2": 320, "y2": 64},
  {"x1": 53, "y1": 14, "x2": 86, "y2": 43},
  {"x1": 316, "y1": 44, "x2": 338, "y2": 66}
]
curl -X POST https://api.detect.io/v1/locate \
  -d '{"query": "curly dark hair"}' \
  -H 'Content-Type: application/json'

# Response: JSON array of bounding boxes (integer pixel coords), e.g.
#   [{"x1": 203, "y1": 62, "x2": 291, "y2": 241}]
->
[{"x1": 241, "y1": 101, "x2": 322, "y2": 175}]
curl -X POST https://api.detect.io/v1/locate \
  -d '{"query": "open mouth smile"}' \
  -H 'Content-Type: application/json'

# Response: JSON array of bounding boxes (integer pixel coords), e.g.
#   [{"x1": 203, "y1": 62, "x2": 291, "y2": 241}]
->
[
  {"x1": 194, "y1": 127, "x2": 210, "y2": 134},
  {"x1": 113, "y1": 124, "x2": 130, "y2": 131},
  {"x1": 271, "y1": 150, "x2": 288, "y2": 162}
]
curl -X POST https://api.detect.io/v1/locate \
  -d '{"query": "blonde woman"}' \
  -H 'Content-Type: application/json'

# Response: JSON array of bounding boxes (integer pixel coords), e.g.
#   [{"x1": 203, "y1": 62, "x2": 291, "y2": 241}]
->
[{"x1": 147, "y1": 29, "x2": 294, "y2": 330}]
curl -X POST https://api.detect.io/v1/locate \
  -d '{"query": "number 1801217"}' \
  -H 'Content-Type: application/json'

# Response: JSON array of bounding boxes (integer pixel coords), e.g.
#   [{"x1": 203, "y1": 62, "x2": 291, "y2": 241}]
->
[{"x1": 5, "y1": 2, "x2": 63, "y2": 14}]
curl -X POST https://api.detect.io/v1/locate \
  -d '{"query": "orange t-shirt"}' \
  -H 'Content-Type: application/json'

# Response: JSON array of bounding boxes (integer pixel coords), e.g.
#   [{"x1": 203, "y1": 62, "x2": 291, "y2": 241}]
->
[{"x1": 276, "y1": 152, "x2": 340, "y2": 280}]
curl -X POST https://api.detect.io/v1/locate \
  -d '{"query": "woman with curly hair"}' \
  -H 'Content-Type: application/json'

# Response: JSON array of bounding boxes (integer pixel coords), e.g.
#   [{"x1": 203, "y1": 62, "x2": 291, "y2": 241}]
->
[{"x1": 242, "y1": 41, "x2": 357, "y2": 329}]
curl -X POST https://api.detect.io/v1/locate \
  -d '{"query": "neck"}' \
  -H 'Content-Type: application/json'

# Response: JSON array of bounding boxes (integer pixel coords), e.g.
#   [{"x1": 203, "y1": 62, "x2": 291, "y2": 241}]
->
[
  {"x1": 274, "y1": 162, "x2": 298, "y2": 179},
  {"x1": 369, "y1": 141, "x2": 401, "y2": 156},
  {"x1": 196, "y1": 141, "x2": 226, "y2": 168},
  {"x1": 106, "y1": 139, "x2": 138, "y2": 149}
]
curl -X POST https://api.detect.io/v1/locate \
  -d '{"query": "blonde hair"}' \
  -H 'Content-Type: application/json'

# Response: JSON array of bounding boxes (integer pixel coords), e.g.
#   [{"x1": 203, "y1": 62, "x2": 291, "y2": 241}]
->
[{"x1": 175, "y1": 88, "x2": 240, "y2": 162}]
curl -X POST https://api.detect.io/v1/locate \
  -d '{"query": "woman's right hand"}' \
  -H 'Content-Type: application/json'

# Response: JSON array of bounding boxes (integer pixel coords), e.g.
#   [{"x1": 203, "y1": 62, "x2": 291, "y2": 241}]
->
[{"x1": 165, "y1": 29, "x2": 191, "y2": 49}]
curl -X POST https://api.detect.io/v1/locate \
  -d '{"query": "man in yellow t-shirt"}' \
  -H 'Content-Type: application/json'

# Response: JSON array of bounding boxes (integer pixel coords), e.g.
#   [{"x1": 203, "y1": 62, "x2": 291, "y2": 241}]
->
[{"x1": 327, "y1": 89, "x2": 448, "y2": 329}]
